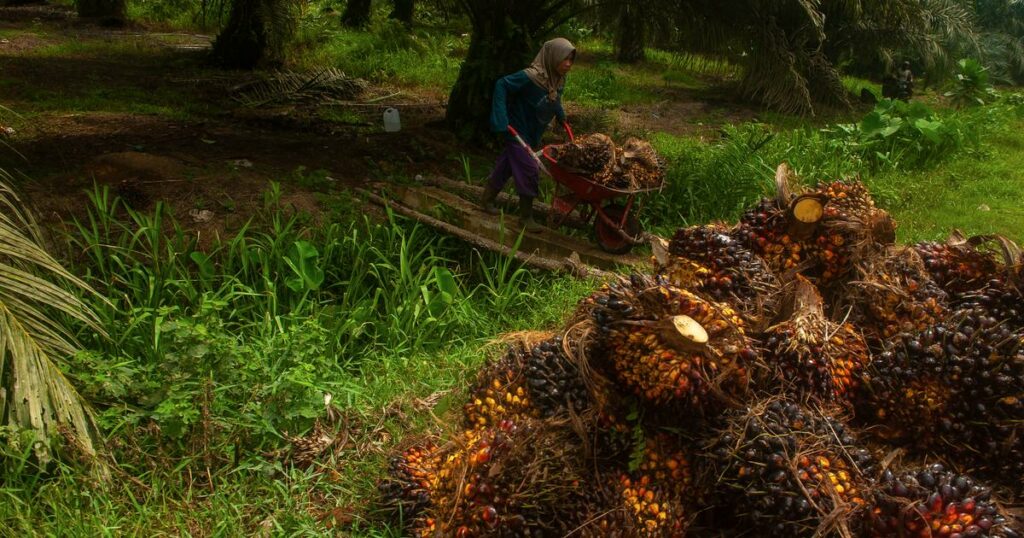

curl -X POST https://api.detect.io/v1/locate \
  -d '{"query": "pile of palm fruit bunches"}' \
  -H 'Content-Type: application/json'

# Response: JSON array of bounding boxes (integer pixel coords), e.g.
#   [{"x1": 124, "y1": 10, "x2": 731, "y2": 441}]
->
[
  {"x1": 553, "y1": 133, "x2": 666, "y2": 191},
  {"x1": 376, "y1": 164, "x2": 1024, "y2": 537}
]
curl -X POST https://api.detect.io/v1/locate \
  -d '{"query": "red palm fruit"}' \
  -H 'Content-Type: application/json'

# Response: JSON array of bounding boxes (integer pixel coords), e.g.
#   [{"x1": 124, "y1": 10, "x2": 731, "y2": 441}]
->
[
  {"x1": 706, "y1": 399, "x2": 875, "y2": 537},
  {"x1": 866, "y1": 464, "x2": 1021, "y2": 538},
  {"x1": 761, "y1": 276, "x2": 869, "y2": 406},
  {"x1": 914, "y1": 231, "x2": 1001, "y2": 295}
]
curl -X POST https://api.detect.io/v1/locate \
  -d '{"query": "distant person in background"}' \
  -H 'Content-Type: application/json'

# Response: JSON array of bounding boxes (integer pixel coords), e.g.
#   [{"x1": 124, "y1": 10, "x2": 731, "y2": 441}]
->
[
  {"x1": 481, "y1": 38, "x2": 576, "y2": 231},
  {"x1": 896, "y1": 61, "x2": 914, "y2": 100},
  {"x1": 898, "y1": 61, "x2": 915, "y2": 86},
  {"x1": 882, "y1": 61, "x2": 914, "y2": 101}
]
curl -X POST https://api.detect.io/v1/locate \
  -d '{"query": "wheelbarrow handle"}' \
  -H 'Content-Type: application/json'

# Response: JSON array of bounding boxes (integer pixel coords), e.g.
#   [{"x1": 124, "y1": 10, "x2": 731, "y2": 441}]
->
[{"x1": 507, "y1": 126, "x2": 550, "y2": 175}]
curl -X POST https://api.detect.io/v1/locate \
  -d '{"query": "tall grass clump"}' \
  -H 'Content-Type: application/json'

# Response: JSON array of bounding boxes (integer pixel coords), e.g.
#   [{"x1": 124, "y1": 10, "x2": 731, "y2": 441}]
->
[{"x1": 38, "y1": 181, "x2": 588, "y2": 480}]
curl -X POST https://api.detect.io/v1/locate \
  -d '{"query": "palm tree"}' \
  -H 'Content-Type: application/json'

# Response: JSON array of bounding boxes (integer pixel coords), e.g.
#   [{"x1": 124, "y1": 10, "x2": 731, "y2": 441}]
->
[
  {"x1": 822, "y1": 0, "x2": 978, "y2": 86},
  {"x1": 974, "y1": 0, "x2": 1024, "y2": 83},
  {"x1": 212, "y1": 0, "x2": 301, "y2": 68},
  {"x1": 0, "y1": 170, "x2": 107, "y2": 465},
  {"x1": 342, "y1": 0, "x2": 373, "y2": 27},
  {"x1": 658, "y1": 0, "x2": 843, "y2": 115}
]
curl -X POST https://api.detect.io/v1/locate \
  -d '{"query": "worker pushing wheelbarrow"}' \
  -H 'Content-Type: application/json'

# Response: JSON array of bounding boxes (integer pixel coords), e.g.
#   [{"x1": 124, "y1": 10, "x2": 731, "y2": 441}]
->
[{"x1": 480, "y1": 37, "x2": 662, "y2": 254}]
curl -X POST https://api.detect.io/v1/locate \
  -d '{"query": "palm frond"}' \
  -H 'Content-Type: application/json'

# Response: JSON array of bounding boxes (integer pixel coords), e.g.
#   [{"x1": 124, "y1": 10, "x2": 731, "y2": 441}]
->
[
  {"x1": 231, "y1": 68, "x2": 368, "y2": 107},
  {"x1": 0, "y1": 170, "x2": 107, "y2": 469}
]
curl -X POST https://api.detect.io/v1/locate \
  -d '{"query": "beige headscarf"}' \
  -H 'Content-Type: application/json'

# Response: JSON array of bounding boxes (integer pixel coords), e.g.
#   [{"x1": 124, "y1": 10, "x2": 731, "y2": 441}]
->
[{"x1": 524, "y1": 38, "x2": 576, "y2": 102}]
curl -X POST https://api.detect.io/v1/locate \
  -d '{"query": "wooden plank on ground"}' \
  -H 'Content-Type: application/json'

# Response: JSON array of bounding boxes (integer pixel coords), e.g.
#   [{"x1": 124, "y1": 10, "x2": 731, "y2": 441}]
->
[
  {"x1": 370, "y1": 182, "x2": 649, "y2": 269},
  {"x1": 359, "y1": 189, "x2": 621, "y2": 280}
]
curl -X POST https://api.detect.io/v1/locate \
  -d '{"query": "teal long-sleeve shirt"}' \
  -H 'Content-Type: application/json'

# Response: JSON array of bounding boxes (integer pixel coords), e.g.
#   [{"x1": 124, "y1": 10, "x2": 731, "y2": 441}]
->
[{"x1": 489, "y1": 70, "x2": 566, "y2": 149}]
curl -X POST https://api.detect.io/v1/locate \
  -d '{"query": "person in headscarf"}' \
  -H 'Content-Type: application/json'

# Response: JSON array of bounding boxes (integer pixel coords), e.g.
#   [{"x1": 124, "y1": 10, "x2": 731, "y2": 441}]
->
[{"x1": 481, "y1": 37, "x2": 576, "y2": 230}]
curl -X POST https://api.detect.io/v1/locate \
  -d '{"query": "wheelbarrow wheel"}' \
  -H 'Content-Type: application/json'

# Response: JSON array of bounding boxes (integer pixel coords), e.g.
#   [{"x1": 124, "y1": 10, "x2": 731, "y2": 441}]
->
[{"x1": 594, "y1": 203, "x2": 641, "y2": 255}]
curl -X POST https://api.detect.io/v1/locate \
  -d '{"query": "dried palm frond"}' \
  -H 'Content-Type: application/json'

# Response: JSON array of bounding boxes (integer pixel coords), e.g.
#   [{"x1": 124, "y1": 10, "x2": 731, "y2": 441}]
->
[{"x1": 232, "y1": 68, "x2": 367, "y2": 107}]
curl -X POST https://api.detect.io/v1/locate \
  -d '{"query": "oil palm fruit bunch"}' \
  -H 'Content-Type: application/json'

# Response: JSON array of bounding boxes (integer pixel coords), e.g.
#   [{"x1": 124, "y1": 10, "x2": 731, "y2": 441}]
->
[
  {"x1": 839, "y1": 246, "x2": 948, "y2": 344},
  {"x1": 586, "y1": 274, "x2": 755, "y2": 409},
  {"x1": 379, "y1": 440, "x2": 441, "y2": 532},
  {"x1": 618, "y1": 137, "x2": 666, "y2": 190},
  {"x1": 663, "y1": 224, "x2": 781, "y2": 326},
  {"x1": 952, "y1": 237, "x2": 1024, "y2": 330},
  {"x1": 761, "y1": 277, "x2": 869, "y2": 406},
  {"x1": 865, "y1": 464, "x2": 1021, "y2": 537},
  {"x1": 425, "y1": 418, "x2": 589, "y2": 537},
  {"x1": 856, "y1": 314, "x2": 1024, "y2": 491},
  {"x1": 706, "y1": 399, "x2": 875, "y2": 537},
  {"x1": 811, "y1": 179, "x2": 896, "y2": 283},
  {"x1": 582, "y1": 433, "x2": 694, "y2": 537},
  {"x1": 914, "y1": 231, "x2": 1001, "y2": 295},
  {"x1": 523, "y1": 336, "x2": 590, "y2": 419},
  {"x1": 557, "y1": 133, "x2": 616, "y2": 180},
  {"x1": 736, "y1": 197, "x2": 808, "y2": 273},
  {"x1": 735, "y1": 165, "x2": 823, "y2": 274},
  {"x1": 463, "y1": 344, "x2": 538, "y2": 430},
  {"x1": 284, "y1": 419, "x2": 336, "y2": 468}
]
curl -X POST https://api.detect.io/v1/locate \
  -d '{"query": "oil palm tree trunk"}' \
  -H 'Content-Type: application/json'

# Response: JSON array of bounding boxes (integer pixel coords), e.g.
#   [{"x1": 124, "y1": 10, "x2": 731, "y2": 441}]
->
[
  {"x1": 389, "y1": 0, "x2": 414, "y2": 25},
  {"x1": 342, "y1": 0, "x2": 372, "y2": 27},
  {"x1": 212, "y1": 0, "x2": 269, "y2": 68},
  {"x1": 76, "y1": 0, "x2": 126, "y2": 23},
  {"x1": 615, "y1": 2, "x2": 646, "y2": 63}
]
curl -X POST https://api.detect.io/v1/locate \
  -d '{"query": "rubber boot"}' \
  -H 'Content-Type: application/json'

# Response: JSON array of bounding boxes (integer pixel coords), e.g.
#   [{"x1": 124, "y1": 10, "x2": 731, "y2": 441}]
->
[
  {"x1": 480, "y1": 185, "x2": 499, "y2": 215},
  {"x1": 519, "y1": 196, "x2": 544, "y2": 231}
]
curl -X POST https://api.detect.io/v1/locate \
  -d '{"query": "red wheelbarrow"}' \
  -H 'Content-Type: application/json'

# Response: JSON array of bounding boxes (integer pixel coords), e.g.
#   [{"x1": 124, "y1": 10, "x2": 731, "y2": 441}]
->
[{"x1": 509, "y1": 125, "x2": 660, "y2": 254}]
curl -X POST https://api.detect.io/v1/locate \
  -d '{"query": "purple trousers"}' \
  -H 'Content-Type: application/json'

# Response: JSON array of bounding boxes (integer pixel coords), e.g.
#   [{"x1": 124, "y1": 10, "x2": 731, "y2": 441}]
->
[{"x1": 487, "y1": 140, "x2": 539, "y2": 198}]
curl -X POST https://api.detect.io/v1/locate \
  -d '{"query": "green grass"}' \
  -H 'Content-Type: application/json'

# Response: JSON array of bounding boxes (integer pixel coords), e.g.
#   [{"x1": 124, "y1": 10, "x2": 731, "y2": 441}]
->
[
  {"x1": 1, "y1": 32, "x2": 214, "y2": 119},
  {"x1": 866, "y1": 119, "x2": 1024, "y2": 242},
  {"x1": 843, "y1": 76, "x2": 882, "y2": 101},
  {"x1": 564, "y1": 39, "x2": 738, "y2": 109},
  {"x1": 13, "y1": 85, "x2": 199, "y2": 118},
  {"x1": 290, "y1": 20, "x2": 466, "y2": 93},
  {"x1": 0, "y1": 182, "x2": 596, "y2": 536}
]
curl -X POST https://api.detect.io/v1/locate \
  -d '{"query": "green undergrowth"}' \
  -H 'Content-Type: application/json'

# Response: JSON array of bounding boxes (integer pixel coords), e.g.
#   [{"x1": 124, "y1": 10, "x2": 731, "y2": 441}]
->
[
  {"x1": 0, "y1": 182, "x2": 594, "y2": 535},
  {"x1": 290, "y1": 19, "x2": 466, "y2": 92},
  {"x1": 644, "y1": 94, "x2": 1024, "y2": 240}
]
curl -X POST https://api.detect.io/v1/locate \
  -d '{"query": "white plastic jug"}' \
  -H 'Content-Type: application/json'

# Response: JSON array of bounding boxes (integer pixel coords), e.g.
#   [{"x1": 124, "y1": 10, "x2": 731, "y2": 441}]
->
[{"x1": 383, "y1": 107, "x2": 401, "y2": 132}]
